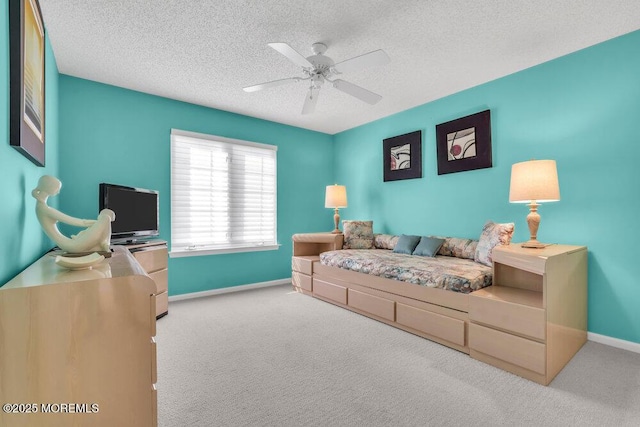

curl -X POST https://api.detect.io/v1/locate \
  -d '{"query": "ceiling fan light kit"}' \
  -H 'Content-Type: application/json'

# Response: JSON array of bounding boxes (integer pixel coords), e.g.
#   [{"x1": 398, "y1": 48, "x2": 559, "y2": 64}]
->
[{"x1": 243, "y1": 42, "x2": 390, "y2": 115}]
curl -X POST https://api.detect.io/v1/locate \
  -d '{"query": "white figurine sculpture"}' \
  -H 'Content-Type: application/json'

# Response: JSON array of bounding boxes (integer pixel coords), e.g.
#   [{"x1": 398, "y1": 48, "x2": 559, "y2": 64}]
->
[{"x1": 32, "y1": 175, "x2": 115, "y2": 253}]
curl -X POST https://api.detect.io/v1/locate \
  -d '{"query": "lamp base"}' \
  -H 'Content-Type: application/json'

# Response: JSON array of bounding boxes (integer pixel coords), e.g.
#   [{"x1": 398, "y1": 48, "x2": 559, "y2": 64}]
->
[
  {"x1": 522, "y1": 202, "x2": 550, "y2": 249},
  {"x1": 330, "y1": 208, "x2": 341, "y2": 234},
  {"x1": 521, "y1": 239, "x2": 549, "y2": 249}
]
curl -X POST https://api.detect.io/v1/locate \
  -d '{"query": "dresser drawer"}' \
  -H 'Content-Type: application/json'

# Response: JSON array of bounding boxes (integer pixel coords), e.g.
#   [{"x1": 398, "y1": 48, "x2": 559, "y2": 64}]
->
[
  {"x1": 149, "y1": 268, "x2": 168, "y2": 294},
  {"x1": 348, "y1": 289, "x2": 395, "y2": 321},
  {"x1": 313, "y1": 279, "x2": 347, "y2": 305},
  {"x1": 292, "y1": 256, "x2": 318, "y2": 275},
  {"x1": 469, "y1": 293, "x2": 545, "y2": 340},
  {"x1": 469, "y1": 323, "x2": 546, "y2": 375},
  {"x1": 292, "y1": 271, "x2": 312, "y2": 292},
  {"x1": 155, "y1": 291, "x2": 168, "y2": 317},
  {"x1": 133, "y1": 246, "x2": 168, "y2": 273},
  {"x1": 396, "y1": 303, "x2": 465, "y2": 346}
]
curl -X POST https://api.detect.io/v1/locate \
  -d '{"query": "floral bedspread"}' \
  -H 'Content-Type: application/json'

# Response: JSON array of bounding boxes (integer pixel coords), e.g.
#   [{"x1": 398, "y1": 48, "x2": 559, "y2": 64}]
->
[{"x1": 319, "y1": 249, "x2": 492, "y2": 294}]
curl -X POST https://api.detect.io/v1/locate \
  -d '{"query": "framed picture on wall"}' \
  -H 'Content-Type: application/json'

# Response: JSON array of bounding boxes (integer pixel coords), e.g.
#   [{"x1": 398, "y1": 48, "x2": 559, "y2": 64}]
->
[
  {"x1": 436, "y1": 110, "x2": 491, "y2": 175},
  {"x1": 383, "y1": 130, "x2": 422, "y2": 182},
  {"x1": 9, "y1": 0, "x2": 46, "y2": 167}
]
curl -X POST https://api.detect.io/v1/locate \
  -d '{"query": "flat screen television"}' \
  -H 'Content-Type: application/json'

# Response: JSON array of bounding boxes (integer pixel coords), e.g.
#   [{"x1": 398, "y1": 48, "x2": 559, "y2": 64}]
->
[{"x1": 99, "y1": 183, "x2": 159, "y2": 243}]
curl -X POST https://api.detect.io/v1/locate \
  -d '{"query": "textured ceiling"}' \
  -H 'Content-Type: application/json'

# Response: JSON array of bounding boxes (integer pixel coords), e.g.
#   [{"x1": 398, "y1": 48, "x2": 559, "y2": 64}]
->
[{"x1": 39, "y1": 0, "x2": 640, "y2": 135}]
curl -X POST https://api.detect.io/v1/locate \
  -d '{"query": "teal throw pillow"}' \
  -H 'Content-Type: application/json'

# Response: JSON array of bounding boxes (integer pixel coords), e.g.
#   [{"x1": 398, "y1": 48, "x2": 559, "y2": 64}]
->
[
  {"x1": 393, "y1": 234, "x2": 421, "y2": 254},
  {"x1": 412, "y1": 236, "x2": 445, "y2": 257}
]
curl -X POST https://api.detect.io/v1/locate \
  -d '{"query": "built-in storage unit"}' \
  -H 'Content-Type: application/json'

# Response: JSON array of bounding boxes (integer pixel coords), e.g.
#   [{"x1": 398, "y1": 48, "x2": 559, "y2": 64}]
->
[
  {"x1": 126, "y1": 240, "x2": 169, "y2": 319},
  {"x1": 469, "y1": 244, "x2": 588, "y2": 385},
  {"x1": 0, "y1": 246, "x2": 158, "y2": 427},
  {"x1": 291, "y1": 233, "x2": 470, "y2": 353},
  {"x1": 292, "y1": 233, "x2": 588, "y2": 385},
  {"x1": 291, "y1": 233, "x2": 343, "y2": 295}
]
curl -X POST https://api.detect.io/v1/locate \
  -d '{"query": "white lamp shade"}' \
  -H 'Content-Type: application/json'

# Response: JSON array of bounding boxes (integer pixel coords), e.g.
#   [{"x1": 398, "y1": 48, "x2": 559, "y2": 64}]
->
[
  {"x1": 325, "y1": 185, "x2": 348, "y2": 208},
  {"x1": 509, "y1": 160, "x2": 560, "y2": 203}
]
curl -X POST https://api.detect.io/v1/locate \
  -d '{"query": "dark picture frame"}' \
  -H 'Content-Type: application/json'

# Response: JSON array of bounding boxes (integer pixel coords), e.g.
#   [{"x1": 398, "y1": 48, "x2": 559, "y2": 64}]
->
[
  {"x1": 436, "y1": 110, "x2": 491, "y2": 175},
  {"x1": 383, "y1": 130, "x2": 422, "y2": 182},
  {"x1": 9, "y1": 0, "x2": 46, "y2": 167}
]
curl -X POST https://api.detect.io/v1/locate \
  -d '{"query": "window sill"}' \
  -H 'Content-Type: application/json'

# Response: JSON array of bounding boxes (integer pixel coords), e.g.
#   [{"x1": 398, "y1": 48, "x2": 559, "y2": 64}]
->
[{"x1": 169, "y1": 244, "x2": 280, "y2": 258}]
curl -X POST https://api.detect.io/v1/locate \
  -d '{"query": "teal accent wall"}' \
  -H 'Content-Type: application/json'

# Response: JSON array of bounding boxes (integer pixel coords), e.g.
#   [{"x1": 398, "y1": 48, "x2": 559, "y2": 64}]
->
[
  {"x1": 334, "y1": 30, "x2": 640, "y2": 344},
  {"x1": 58, "y1": 76, "x2": 333, "y2": 295},
  {"x1": 0, "y1": 0, "x2": 59, "y2": 285}
]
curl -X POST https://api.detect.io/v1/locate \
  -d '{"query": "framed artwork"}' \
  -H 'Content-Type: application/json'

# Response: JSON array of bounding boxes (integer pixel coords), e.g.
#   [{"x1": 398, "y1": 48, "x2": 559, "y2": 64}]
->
[
  {"x1": 436, "y1": 110, "x2": 491, "y2": 175},
  {"x1": 383, "y1": 130, "x2": 422, "y2": 182},
  {"x1": 9, "y1": 0, "x2": 46, "y2": 166}
]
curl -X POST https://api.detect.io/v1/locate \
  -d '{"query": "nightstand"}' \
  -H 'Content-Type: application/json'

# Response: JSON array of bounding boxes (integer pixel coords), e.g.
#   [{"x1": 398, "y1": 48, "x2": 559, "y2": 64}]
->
[
  {"x1": 291, "y1": 233, "x2": 343, "y2": 295},
  {"x1": 469, "y1": 243, "x2": 588, "y2": 385}
]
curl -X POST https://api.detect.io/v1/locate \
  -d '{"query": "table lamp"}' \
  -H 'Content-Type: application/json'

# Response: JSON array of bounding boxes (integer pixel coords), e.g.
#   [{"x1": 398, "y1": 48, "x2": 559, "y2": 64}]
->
[
  {"x1": 509, "y1": 159, "x2": 560, "y2": 248},
  {"x1": 325, "y1": 184, "x2": 348, "y2": 234}
]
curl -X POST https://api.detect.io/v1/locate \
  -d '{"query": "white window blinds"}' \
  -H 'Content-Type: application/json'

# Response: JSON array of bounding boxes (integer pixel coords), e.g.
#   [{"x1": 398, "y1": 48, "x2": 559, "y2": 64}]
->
[{"x1": 170, "y1": 129, "x2": 278, "y2": 256}]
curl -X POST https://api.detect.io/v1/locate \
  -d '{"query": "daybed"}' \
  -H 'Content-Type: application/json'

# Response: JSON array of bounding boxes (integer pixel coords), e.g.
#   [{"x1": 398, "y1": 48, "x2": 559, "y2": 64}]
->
[
  {"x1": 291, "y1": 231, "x2": 493, "y2": 353},
  {"x1": 291, "y1": 223, "x2": 588, "y2": 385}
]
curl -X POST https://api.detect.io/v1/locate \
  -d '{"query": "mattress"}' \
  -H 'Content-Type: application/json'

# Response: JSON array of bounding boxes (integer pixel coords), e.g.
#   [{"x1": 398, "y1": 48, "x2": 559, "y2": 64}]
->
[{"x1": 319, "y1": 249, "x2": 492, "y2": 294}]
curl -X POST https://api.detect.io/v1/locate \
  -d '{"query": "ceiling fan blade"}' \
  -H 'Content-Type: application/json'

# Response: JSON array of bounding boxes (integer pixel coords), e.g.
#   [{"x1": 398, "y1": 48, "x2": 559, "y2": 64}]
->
[
  {"x1": 333, "y1": 49, "x2": 390, "y2": 74},
  {"x1": 243, "y1": 77, "x2": 300, "y2": 92},
  {"x1": 332, "y1": 79, "x2": 382, "y2": 105},
  {"x1": 302, "y1": 88, "x2": 319, "y2": 115},
  {"x1": 268, "y1": 42, "x2": 313, "y2": 69}
]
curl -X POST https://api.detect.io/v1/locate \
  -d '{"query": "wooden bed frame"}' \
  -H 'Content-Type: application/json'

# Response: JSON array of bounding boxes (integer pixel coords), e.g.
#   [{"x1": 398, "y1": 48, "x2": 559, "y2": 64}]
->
[
  {"x1": 291, "y1": 233, "x2": 588, "y2": 385},
  {"x1": 292, "y1": 233, "x2": 472, "y2": 353}
]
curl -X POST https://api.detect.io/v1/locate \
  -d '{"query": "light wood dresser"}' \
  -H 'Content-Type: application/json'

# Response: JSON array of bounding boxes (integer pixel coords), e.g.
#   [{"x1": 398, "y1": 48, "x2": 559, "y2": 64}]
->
[
  {"x1": 126, "y1": 240, "x2": 169, "y2": 318},
  {"x1": 469, "y1": 244, "x2": 588, "y2": 385},
  {"x1": 0, "y1": 246, "x2": 158, "y2": 427}
]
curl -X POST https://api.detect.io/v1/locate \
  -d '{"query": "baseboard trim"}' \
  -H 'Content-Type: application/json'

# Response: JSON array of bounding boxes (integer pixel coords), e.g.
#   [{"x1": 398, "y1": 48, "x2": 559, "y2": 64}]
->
[
  {"x1": 168, "y1": 278, "x2": 291, "y2": 302},
  {"x1": 588, "y1": 332, "x2": 640, "y2": 354}
]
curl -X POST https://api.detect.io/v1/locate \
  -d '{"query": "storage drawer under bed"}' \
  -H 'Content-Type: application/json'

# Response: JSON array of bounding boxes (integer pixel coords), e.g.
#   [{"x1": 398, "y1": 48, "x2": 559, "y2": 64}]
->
[
  {"x1": 313, "y1": 279, "x2": 347, "y2": 305},
  {"x1": 347, "y1": 288, "x2": 395, "y2": 321},
  {"x1": 396, "y1": 303, "x2": 466, "y2": 347}
]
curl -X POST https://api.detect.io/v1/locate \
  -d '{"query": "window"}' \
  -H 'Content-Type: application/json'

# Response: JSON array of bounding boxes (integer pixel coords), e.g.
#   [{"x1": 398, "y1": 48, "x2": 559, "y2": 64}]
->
[{"x1": 170, "y1": 129, "x2": 278, "y2": 257}]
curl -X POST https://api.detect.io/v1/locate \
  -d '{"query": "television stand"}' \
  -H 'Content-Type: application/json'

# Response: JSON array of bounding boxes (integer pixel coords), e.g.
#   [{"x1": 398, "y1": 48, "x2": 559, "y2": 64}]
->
[{"x1": 117, "y1": 239, "x2": 169, "y2": 319}]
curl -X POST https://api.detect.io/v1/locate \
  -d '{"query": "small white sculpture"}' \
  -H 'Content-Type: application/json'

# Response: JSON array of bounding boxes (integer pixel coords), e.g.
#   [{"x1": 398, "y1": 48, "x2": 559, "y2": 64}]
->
[{"x1": 32, "y1": 175, "x2": 115, "y2": 253}]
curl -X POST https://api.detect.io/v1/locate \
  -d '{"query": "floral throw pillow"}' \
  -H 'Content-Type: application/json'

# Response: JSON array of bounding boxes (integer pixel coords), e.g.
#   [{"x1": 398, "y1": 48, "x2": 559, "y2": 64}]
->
[
  {"x1": 343, "y1": 220, "x2": 374, "y2": 249},
  {"x1": 474, "y1": 221, "x2": 515, "y2": 266},
  {"x1": 374, "y1": 234, "x2": 399, "y2": 250},
  {"x1": 436, "y1": 237, "x2": 479, "y2": 260}
]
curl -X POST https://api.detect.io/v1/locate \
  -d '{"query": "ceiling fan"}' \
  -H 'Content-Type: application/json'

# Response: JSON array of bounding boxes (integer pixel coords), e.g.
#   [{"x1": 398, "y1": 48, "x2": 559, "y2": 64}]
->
[{"x1": 243, "y1": 42, "x2": 390, "y2": 115}]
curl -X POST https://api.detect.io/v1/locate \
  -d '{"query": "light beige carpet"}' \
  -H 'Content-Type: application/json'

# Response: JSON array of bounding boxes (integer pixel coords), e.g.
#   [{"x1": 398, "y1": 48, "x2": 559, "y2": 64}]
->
[{"x1": 157, "y1": 284, "x2": 640, "y2": 426}]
